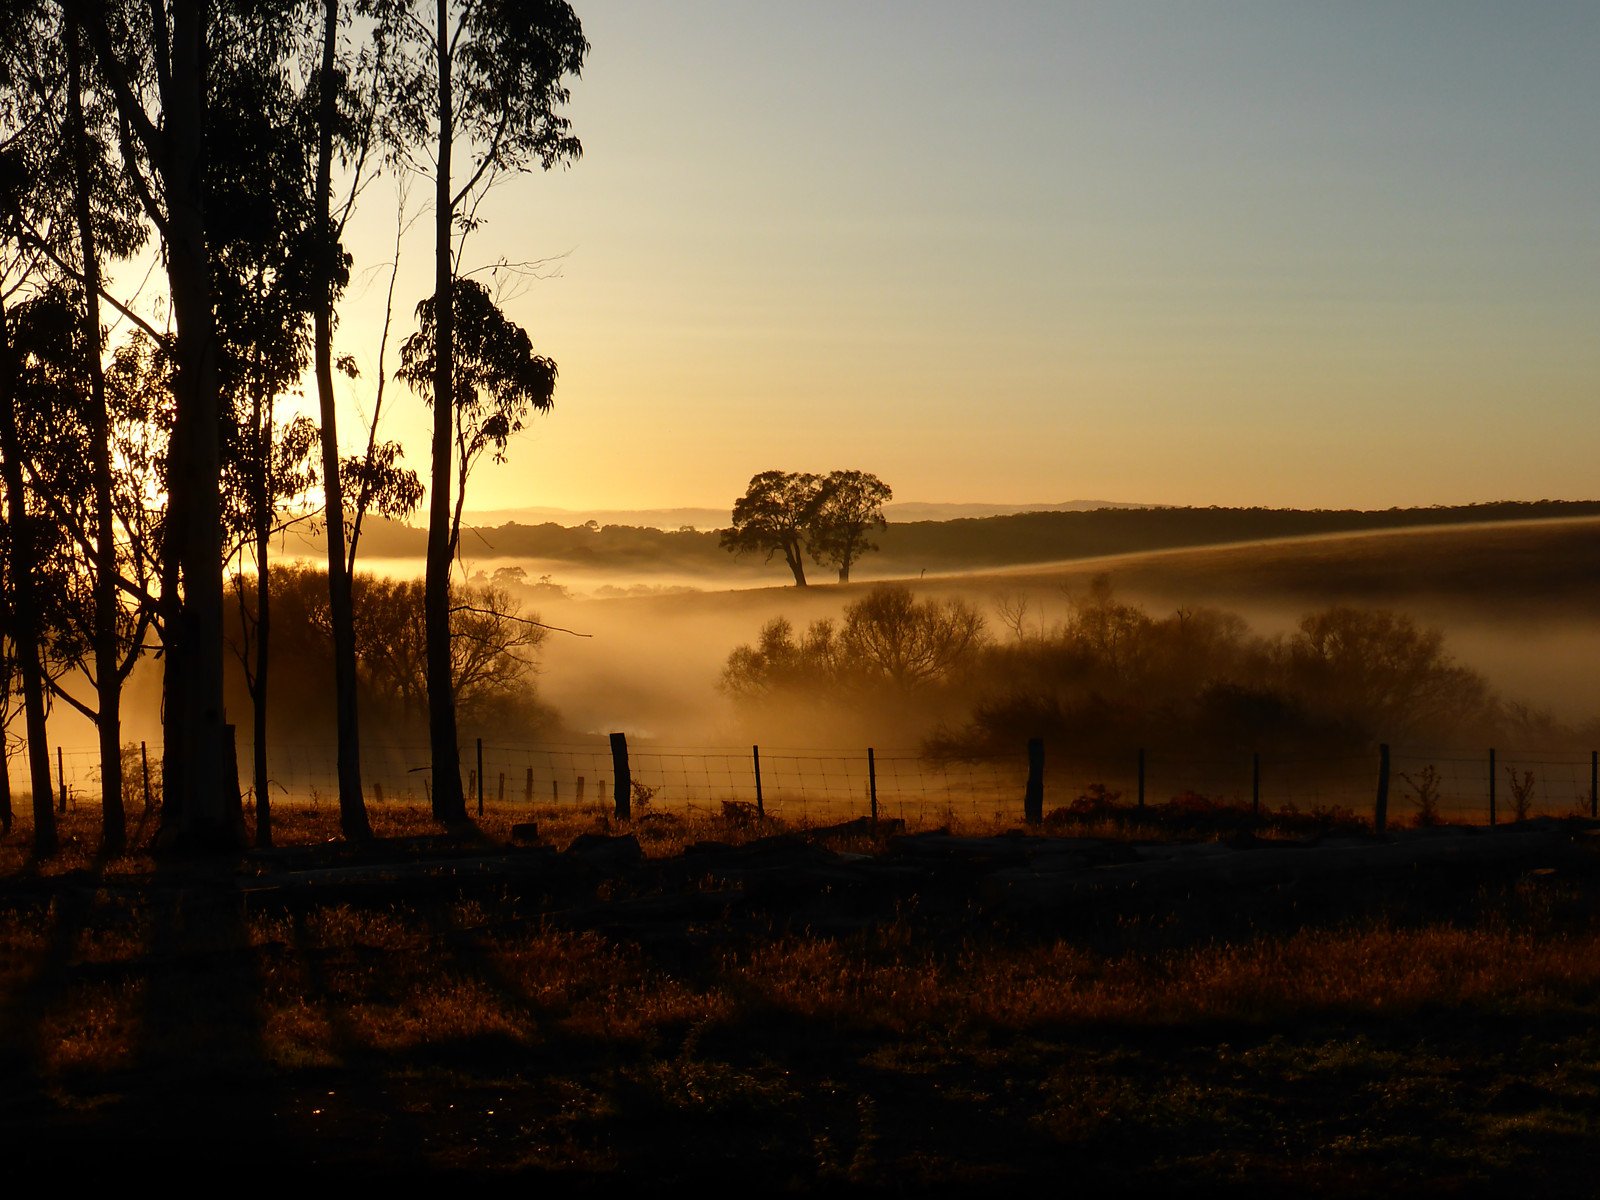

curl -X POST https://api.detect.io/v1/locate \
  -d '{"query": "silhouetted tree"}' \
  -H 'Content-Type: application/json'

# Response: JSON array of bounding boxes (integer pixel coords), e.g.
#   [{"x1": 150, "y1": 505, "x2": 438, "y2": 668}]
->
[
  {"x1": 809, "y1": 469, "x2": 891, "y2": 583},
  {"x1": 223, "y1": 413, "x2": 319, "y2": 847},
  {"x1": 302, "y1": 0, "x2": 391, "y2": 842},
  {"x1": 723, "y1": 585, "x2": 987, "y2": 697},
  {"x1": 721, "y1": 470, "x2": 823, "y2": 587},
  {"x1": 375, "y1": 0, "x2": 585, "y2": 823},
  {"x1": 398, "y1": 277, "x2": 556, "y2": 555},
  {"x1": 1286, "y1": 606, "x2": 1492, "y2": 741},
  {"x1": 78, "y1": 0, "x2": 239, "y2": 848},
  {"x1": 63, "y1": 9, "x2": 149, "y2": 850},
  {"x1": 0, "y1": 291, "x2": 85, "y2": 857}
]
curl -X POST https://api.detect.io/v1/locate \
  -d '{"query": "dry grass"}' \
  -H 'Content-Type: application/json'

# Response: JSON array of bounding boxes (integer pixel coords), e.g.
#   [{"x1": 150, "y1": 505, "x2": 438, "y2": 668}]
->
[{"x1": 6, "y1": 797, "x2": 1600, "y2": 1188}]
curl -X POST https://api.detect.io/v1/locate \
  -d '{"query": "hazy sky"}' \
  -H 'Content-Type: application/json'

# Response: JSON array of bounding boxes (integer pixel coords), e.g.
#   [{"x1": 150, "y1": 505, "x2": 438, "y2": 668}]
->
[{"x1": 323, "y1": 1, "x2": 1600, "y2": 514}]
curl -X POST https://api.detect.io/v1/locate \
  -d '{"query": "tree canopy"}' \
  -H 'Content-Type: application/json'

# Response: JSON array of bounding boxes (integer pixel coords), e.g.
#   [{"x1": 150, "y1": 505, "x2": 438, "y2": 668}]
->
[{"x1": 720, "y1": 469, "x2": 892, "y2": 585}]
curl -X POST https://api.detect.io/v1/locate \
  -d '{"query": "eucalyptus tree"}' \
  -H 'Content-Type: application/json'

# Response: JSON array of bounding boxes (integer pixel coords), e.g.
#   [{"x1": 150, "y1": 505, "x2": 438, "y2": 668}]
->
[
  {"x1": 300, "y1": 0, "x2": 392, "y2": 840},
  {"x1": 0, "y1": 8, "x2": 75, "y2": 855},
  {"x1": 75, "y1": 0, "x2": 237, "y2": 846},
  {"x1": 376, "y1": 0, "x2": 585, "y2": 822},
  {"x1": 61, "y1": 6, "x2": 149, "y2": 849},
  {"x1": 0, "y1": 290, "x2": 89, "y2": 857},
  {"x1": 721, "y1": 471, "x2": 824, "y2": 588},
  {"x1": 222, "y1": 413, "x2": 318, "y2": 847},
  {"x1": 208, "y1": 10, "x2": 339, "y2": 846},
  {"x1": 398, "y1": 277, "x2": 556, "y2": 560},
  {"x1": 809, "y1": 470, "x2": 892, "y2": 584}
]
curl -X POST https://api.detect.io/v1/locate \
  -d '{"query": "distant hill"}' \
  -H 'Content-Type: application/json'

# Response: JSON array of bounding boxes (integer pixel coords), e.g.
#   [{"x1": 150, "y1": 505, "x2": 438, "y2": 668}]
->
[
  {"x1": 321, "y1": 500, "x2": 1600, "y2": 582},
  {"x1": 459, "y1": 498, "x2": 1148, "y2": 531}
]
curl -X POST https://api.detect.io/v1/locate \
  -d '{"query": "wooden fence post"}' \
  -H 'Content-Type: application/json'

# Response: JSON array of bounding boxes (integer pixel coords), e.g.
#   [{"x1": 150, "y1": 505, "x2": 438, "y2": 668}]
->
[
  {"x1": 1591, "y1": 751, "x2": 1597, "y2": 820},
  {"x1": 525, "y1": 767, "x2": 534, "y2": 804},
  {"x1": 140, "y1": 741, "x2": 151, "y2": 812},
  {"x1": 1251, "y1": 752, "x2": 1261, "y2": 818},
  {"x1": 497, "y1": 772, "x2": 505, "y2": 804},
  {"x1": 1488, "y1": 747, "x2": 1496, "y2": 827},
  {"x1": 476, "y1": 738, "x2": 485, "y2": 817},
  {"x1": 753, "y1": 744, "x2": 764, "y2": 819},
  {"x1": 56, "y1": 747, "x2": 66, "y2": 812},
  {"x1": 1024, "y1": 737, "x2": 1044, "y2": 825},
  {"x1": 577, "y1": 776, "x2": 586, "y2": 803},
  {"x1": 611, "y1": 733, "x2": 631, "y2": 820},
  {"x1": 1375, "y1": 743, "x2": 1390, "y2": 833},
  {"x1": 867, "y1": 747, "x2": 878, "y2": 829},
  {"x1": 1137, "y1": 747, "x2": 1146, "y2": 809}
]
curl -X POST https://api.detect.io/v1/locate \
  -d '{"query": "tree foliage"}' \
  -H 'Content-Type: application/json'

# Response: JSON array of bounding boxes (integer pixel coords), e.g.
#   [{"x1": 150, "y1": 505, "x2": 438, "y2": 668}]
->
[
  {"x1": 397, "y1": 276, "x2": 556, "y2": 556},
  {"x1": 721, "y1": 469, "x2": 892, "y2": 585},
  {"x1": 809, "y1": 470, "x2": 892, "y2": 583},
  {"x1": 723, "y1": 585, "x2": 987, "y2": 698},
  {"x1": 720, "y1": 470, "x2": 823, "y2": 587}
]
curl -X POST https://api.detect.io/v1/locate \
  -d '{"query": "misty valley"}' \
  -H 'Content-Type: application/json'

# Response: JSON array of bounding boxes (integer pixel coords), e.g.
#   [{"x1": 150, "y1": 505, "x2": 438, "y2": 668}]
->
[{"x1": 5, "y1": 0, "x2": 1600, "y2": 1190}]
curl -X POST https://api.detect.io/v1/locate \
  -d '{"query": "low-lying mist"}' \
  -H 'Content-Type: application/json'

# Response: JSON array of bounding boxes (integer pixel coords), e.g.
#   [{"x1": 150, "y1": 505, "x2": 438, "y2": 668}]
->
[
  {"x1": 38, "y1": 522, "x2": 1600, "y2": 790},
  {"x1": 527, "y1": 520, "x2": 1600, "y2": 752}
]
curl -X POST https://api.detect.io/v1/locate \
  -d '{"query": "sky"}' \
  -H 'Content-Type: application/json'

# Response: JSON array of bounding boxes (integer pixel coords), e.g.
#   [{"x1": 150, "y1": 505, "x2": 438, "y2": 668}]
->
[{"x1": 319, "y1": 1, "x2": 1600, "y2": 516}]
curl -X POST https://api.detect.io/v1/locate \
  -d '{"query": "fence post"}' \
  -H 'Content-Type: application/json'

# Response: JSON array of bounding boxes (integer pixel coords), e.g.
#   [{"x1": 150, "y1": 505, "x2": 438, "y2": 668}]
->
[
  {"x1": 1375, "y1": 743, "x2": 1390, "y2": 833},
  {"x1": 610, "y1": 733, "x2": 631, "y2": 820},
  {"x1": 1488, "y1": 747, "x2": 1496, "y2": 827},
  {"x1": 498, "y1": 772, "x2": 505, "y2": 804},
  {"x1": 552, "y1": 780, "x2": 559, "y2": 803},
  {"x1": 867, "y1": 747, "x2": 878, "y2": 829},
  {"x1": 525, "y1": 767, "x2": 534, "y2": 805},
  {"x1": 577, "y1": 776, "x2": 586, "y2": 803},
  {"x1": 1024, "y1": 737, "x2": 1044, "y2": 825},
  {"x1": 1251, "y1": 752, "x2": 1261, "y2": 819},
  {"x1": 140, "y1": 741, "x2": 151, "y2": 812},
  {"x1": 753, "y1": 744, "x2": 764, "y2": 819},
  {"x1": 476, "y1": 739, "x2": 485, "y2": 817},
  {"x1": 57, "y1": 746, "x2": 66, "y2": 813},
  {"x1": 1137, "y1": 747, "x2": 1145, "y2": 809},
  {"x1": 1591, "y1": 751, "x2": 1597, "y2": 820}
]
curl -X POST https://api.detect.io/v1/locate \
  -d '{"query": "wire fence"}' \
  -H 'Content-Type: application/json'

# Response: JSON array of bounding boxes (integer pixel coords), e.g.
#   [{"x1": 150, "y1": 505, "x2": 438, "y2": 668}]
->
[{"x1": 27, "y1": 736, "x2": 1600, "y2": 829}]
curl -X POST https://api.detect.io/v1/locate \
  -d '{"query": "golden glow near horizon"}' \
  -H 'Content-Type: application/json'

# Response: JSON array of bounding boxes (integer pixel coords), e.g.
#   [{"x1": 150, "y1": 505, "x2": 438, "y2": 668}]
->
[{"x1": 122, "y1": 3, "x2": 1600, "y2": 517}]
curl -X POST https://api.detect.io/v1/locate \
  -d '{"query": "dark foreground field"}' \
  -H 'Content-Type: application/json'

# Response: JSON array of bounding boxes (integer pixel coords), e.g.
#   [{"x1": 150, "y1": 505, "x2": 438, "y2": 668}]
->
[{"x1": 6, "y1": 806, "x2": 1600, "y2": 1194}]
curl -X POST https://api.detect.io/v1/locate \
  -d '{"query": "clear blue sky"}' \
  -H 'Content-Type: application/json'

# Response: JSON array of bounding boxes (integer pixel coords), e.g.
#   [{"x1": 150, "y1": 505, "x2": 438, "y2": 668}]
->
[{"x1": 326, "y1": 0, "x2": 1600, "y2": 512}]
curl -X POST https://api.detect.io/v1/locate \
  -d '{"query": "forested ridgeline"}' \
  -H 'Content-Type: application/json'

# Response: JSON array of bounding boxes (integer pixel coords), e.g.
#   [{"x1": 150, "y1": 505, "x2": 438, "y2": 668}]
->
[{"x1": 329, "y1": 500, "x2": 1600, "y2": 578}]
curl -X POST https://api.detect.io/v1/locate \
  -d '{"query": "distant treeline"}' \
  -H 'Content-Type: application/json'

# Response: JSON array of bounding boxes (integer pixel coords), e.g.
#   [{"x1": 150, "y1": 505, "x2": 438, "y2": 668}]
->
[{"x1": 346, "y1": 500, "x2": 1600, "y2": 577}]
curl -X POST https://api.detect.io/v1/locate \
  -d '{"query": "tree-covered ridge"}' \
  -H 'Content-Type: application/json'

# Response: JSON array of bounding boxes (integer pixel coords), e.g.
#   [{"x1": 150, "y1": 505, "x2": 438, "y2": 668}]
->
[{"x1": 348, "y1": 499, "x2": 1600, "y2": 579}]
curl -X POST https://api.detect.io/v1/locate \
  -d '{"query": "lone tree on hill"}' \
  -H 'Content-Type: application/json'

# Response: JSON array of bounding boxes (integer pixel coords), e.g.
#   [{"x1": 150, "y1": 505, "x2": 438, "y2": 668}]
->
[
  {"x1": 721, "y1": 469, "x2": 892, "y2": 585},
  {"x1": 810, "y1": 469, "x2": 891, "y2": 583},
  {"x1": 721, "y1": 470, "x2": 822, "y2": 586}
]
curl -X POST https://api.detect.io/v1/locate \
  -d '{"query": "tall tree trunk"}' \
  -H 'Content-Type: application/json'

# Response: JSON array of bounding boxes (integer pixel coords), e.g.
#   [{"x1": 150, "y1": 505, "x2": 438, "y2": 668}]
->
[
  {"x1": 160, "y1": 0, "x2": 236, "y2": 850},
  {"x1": 250, "y1": 372, "x2": 272, "y2": 847},
  {"x1": 0, "y1": 296, "x2": 59, "y2": 857},
  {"x1": 313, "y1": 0, "x2": 370, "y2": 840},
  {"x1": 67, "y1": 21, "x2": 125, "y2": 853},
  {"x1": 424, "y1": 0, "x2": 465, "y2": 822},
  {"x1": 0, "y1": 731, "x2": 12, "y2": 835}
]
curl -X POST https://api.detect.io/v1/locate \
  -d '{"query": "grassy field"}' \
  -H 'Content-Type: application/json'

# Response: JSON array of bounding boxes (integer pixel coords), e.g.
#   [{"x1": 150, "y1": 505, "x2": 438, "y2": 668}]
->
[
  {"x1": 9, "y1": 516, "x2": 1600, "y2": 1187},
  {"x1": 5, "y1": 803, "x2": 1600, "y2": 1192}
]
